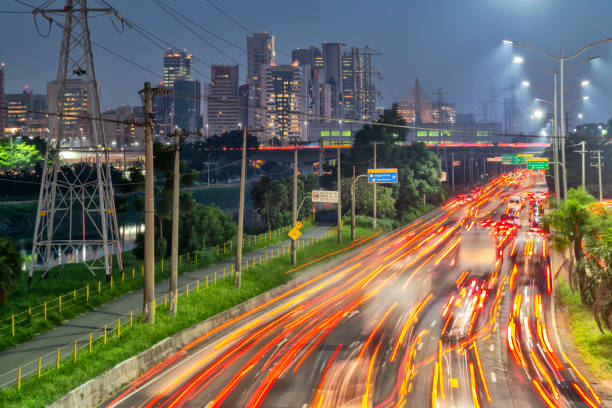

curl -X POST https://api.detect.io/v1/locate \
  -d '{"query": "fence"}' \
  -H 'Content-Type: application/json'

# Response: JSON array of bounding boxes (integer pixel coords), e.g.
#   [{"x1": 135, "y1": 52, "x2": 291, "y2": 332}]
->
[
  {"x1": 0, "y1": 225, "x2": 337, "y2": 390},
  {"x1": 0, "y1": 216, "x2": 315, "y2": 340}
]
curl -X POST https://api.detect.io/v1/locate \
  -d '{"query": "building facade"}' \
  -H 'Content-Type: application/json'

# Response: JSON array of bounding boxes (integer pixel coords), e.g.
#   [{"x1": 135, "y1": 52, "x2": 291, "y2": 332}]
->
[
  {"x1": 246, "y1": 32, "x2": 275, "y2": 128},
  {"x1": 163, "y1": 49, "x2": 192, "y2": 88},
  {"x1": 174, "y1": 79, "x2": 202, "y2": 132},
  {"x1": 5, "y1": 87, "x2": 47, "y2": 138},
  {"x1": 47, "y1": 79, "x2": 97, "y2": 146},
  {"x1": 263, "y1": 62, "x2": 306, "y2": 144},
  {"x1": 205, "y1": 65, "x2": 240, "y2": 136}
]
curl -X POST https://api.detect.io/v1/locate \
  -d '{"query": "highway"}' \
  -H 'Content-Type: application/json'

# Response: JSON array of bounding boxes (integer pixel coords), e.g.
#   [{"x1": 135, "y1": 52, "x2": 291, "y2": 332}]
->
[{"x1": 100, "y1": 172, "x2": 603, "y2": 408}]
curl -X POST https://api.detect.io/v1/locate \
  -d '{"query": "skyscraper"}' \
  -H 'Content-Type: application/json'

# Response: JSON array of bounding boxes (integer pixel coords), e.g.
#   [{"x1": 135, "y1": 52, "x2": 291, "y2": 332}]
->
[
  {"x1": 341, "y1": 47, "x2": 363, "y2": 121},
  {"x1": 163, "y1": 49, "x2": 192, "y2": 88},
  {"x1": 174, "y1": 79, "x2": 202, "y2": 132},
  {"x1": 322, "y1": 42, "x2": 345, "y2": 118},
  {"x1": 247, "y1": 32, "x2": 275, "y2": 128},
  {"x1": 206, "y1": 65, "x2": 240, "y2": 136},
  {"x1": 263, "y1": 62, "x2": 306, "y2": 144}
]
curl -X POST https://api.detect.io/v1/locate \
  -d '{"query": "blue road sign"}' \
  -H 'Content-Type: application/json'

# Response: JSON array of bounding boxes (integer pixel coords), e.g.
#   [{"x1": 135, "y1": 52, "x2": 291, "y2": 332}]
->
[{"x1": 367, "y1": 168, "x2": 398, "y2": 183}]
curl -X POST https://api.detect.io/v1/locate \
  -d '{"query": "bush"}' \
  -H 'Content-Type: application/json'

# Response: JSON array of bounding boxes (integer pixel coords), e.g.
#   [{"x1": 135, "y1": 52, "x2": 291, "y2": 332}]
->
[{"x1": 0, "y1": 239, "x2": 23, "y2": 304}]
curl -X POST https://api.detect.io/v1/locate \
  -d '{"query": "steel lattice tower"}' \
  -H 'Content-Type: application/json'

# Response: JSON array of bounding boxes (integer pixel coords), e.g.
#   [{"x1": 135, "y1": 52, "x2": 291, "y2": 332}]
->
[
  {"x1": 29, "y1": 0, "x2": 121, "y2": 282},
  {"x1": 360, "y1": 45, "x2": 381, "y2": 121}
]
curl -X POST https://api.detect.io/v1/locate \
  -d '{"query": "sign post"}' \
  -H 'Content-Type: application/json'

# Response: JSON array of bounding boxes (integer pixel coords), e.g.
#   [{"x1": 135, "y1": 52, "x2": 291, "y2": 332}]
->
[
  {"x1": 311, "y1": 190, "x2": 339, "y2": 203},
  {"x1": 501, "y1": 154, "x2": 517, "y2": 165},
  {"x1": 527, "y1": 158, "x2": 549, "y2": 170},
  {"x1": 367, "y1": 168, "x2": 398, "y2": 183}
]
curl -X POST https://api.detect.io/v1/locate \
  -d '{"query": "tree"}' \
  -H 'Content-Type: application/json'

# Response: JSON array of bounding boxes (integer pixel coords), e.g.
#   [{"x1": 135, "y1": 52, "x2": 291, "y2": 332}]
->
[
  {"x1": 583, "y1": 206, "x2": 612, "y2": 332},
  {"x1": 0, "y1": 239, "x2": 23, "y2": 304},
  {"x1": 0, "y1": 137, "x2": 44, "y2": 172},
  {"x1": 544, "y1": 187, "x2": 596, "y2": 304}
]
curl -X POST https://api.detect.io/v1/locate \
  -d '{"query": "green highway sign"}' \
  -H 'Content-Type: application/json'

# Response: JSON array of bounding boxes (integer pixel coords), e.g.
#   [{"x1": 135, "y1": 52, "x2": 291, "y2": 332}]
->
[
  {"x1": 527, "y1": 158, "x2": 549, "y2": 170},
  {"x1": 502, "y1": 154, "x2": 517, "y2": 165},
  {"x1": 517, "y1": 154, "x2": 534, "y2": 165}
]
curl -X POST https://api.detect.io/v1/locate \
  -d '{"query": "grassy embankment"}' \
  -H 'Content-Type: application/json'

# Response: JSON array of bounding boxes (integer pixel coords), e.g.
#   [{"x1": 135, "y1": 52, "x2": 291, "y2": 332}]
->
[
  {"x1": 0, "y1": 226, "x2": 378, "y2": 408},
  {"x1": 557, "y1": 278, "x2": 612, "y2": 381}
]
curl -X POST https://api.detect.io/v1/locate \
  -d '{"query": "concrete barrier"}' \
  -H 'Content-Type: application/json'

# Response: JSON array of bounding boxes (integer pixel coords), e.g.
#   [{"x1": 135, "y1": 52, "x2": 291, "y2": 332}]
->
[{"x1": 47, "y1": 233, "x2": 383, "y2": 408}]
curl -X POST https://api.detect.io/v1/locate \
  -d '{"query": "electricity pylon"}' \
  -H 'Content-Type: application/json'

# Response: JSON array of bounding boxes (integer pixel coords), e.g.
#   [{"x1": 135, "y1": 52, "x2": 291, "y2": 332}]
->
[{"x1": 29, "y1": 0, "x2": 121, "y2": 283}]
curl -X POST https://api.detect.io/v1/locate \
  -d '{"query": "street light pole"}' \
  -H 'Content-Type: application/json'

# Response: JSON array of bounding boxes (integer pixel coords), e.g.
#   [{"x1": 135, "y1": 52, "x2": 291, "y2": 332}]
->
[
  {"x1": 559, "y1": 50, "x2": 568, "y2": 199},
  {"x1": 553, "y1": 72, "x2": 561, "y2": 199},
  {"x1": 142, "y1": 82, "x2": 155, "y2": 324},
  {"x1": 169, "y1": 130, "x2": 180, "y2": 316}
]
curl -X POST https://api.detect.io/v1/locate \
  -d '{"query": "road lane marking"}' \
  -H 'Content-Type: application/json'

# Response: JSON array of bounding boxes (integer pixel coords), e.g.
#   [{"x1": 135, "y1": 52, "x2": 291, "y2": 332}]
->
[
  {"x1": 491, "y1": 372, "x2": 497, "y2": 383},
  {"x1": 430, "y1": 320, "x2": 437, "y2": 327},
  {"x1": 490, "y1": 344, "x2": 494, "y2": 352},
  {"x1": 418, "y1": 342, "x2": 424, "y2": 351}
]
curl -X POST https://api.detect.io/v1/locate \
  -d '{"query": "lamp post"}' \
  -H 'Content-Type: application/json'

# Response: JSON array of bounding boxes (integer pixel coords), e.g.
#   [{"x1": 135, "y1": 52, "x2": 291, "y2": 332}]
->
[{"x1": 506, "y1": 38, "x2": 608, "y2": 198}]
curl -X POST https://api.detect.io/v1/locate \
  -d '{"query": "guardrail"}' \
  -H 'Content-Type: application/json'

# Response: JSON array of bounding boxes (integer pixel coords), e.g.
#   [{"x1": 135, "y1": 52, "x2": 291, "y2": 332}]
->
[{"x1": 0, "y1": 225, "x2": 336, "y2": 390}]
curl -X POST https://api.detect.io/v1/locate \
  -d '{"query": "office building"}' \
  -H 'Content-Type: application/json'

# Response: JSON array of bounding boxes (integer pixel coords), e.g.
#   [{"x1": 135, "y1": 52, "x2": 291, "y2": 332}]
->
[
  {"x1": 163, "y1": 49, "x2": 192, "y2": 88},
  {"x1": 263, "y1": 62, "x2": 306, "y2": 144},
  {"x1": 246, "y1": 32, "x2": 275, "y2": 128},
  {"x1": 322, "y1": 42, "x2": 345, "y2": 118},
  {"x1": 341, "y1": 47, "x2": 363, "y2": 121},
  {"x1": 292, "y1": 47, "x2": 321, "y2": 68},
  {"x1": 47, "y1": 79, "x2": 97, "y2": 146},
  {"x1": 101, "y1": 105, "x2": 144, "y2": 148},
  {"x1": 205, "y1": 65, "x2": 240, "y2": 136},
  {"x1": 174, "y1": 79, "x2": 202, "y2": 132},
  {"x1": 5, "y1": 87, "x2": 48, "y2": 138}
]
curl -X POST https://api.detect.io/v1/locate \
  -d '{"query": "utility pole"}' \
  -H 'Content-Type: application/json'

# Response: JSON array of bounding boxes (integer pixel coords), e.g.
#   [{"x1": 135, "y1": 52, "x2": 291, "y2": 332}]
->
[
  {"x1": 591, "y1": 150, "x2": 603, "y2": 201},
  {"x1": 560, "y1": 49, "x2": 568, "y2": 199},
  {"x1": 142, "y1": 82, "x2": 155, "y2": 323},
  {"x1": 337, "y1": 143, "x2": 342, "y2": 244},
  {"x1": 352, "y1": 166, "x2": 356, "y2": 240},
  {"x1": 451, "y1": 152, "x2": 455, "y2": 194},
  {"x1": 291, "y1": 145, "x2": 298, "y2": 265},
  {"x1": 552, "y1": 72, "x2": 561, "y2": 200},
  {"x1": 169, "y1": 130, "x2": 181, "y2": 315},
  {"x1": 574, "y1": 141, "x2": 587, "y2": 190},
  {"x1": 235, "y1": 127, "x2": 263, "y2": 288},
  {"x1": 372, "y1": 142, "x2": 384, "y2": 228}
]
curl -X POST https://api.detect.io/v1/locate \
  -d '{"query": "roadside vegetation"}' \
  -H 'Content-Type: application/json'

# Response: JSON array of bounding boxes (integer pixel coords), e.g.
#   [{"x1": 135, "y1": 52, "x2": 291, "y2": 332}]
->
[
  {"x1": 545, "y1": 187, "x2": 612, "y2": 379},
  {"x1": 0, "y1": 226, "x2": 377, "y2": 408}
]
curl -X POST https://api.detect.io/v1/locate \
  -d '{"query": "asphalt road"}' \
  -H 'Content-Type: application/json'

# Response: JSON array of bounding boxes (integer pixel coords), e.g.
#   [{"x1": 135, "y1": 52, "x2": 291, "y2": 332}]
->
[{"x1": 100, "y1": 172, "x2": 604, "y2": 408}]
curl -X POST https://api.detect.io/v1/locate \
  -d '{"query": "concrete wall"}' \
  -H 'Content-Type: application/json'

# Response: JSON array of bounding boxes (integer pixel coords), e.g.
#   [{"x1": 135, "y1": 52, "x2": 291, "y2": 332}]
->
[{"x1": 47, "y1": 238, "x2": 379, "y2": 408}]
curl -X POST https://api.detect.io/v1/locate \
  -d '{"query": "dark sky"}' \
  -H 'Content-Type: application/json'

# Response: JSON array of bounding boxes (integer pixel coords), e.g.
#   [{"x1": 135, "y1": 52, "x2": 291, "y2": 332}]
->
[{"x1": 2, "y1": 0, "x2": 612, "y2": 128}]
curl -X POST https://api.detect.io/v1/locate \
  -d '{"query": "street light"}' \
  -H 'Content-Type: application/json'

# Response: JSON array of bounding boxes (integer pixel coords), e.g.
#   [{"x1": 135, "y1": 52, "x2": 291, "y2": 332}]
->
[
  {"x1": 513, "y1": 56, "x2": 525, "y2": 64},
  {"x1": 522, "y1": 80, "x2": 531, "y2": 87},
  {"x1": 503, "y1": 37, "x2": 611, "y2": 199},
  {"x1": 581, "y1": 80, "x2": 590, "y2": 86},
  {"x1": 583, "y1": 95, "x2": 590, "y2": 101},
  {"x1": 533, "y1": 110, "x2": 544, "y2": 119}
]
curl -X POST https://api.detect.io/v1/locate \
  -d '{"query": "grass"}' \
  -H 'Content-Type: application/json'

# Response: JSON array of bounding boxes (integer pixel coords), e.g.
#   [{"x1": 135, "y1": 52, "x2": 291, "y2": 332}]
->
[
  {"x1": 556, "y1": 277, "x2": 612, "y2": 381},
  {"x1": 0, "y1": 226, "x2": 378, "y2": 408},
  {"x1": 0, "y1": 220, "x2": 313, "y2": 352}
]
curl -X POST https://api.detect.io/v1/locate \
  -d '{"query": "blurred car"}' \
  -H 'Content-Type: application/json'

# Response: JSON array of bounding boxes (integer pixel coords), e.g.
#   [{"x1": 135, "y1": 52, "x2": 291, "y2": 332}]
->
[
  {"x1": 442, "y1": 277, "x2": 488, "y2": 341},
  {"x1": 501, "y1": 213, "x2": 520, "y2": 226},
  {"x1": 507, "y1": 195, "x2": 522, "y2": 214}
]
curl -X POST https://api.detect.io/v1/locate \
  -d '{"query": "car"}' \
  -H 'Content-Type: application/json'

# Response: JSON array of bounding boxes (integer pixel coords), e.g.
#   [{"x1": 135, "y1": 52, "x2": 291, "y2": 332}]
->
[
  {"x1": 501, "y1": 213, "x2": 520, "y2": 226},
  {"x1": 441, "y1": 278, "x2": 488, "y2": 341},
  {"x1": 507, "y1": 195, "x2": 522, "y2": 214}
]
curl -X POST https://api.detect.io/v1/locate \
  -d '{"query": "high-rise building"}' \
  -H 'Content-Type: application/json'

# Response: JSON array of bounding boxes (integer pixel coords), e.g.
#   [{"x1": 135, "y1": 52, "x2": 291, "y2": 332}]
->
[
  {"x1": 174, "y1": 79, "x2": 202, "y2": 132},
  {"x1": 247, "y1": 32, "x2": 275, "y2": 128},
  {"x1": 5, "y1": 87, "x2": 48, "y2": 138},
  {"x1": 322, "y1": 42, "x2": 345, "y2": 118},
  {"x1": 263, "y1": 62, "x2": 306, "y2": 144},
  {"x1": 292, "y1": 47, "x2": 321, "y2": 68},
  {"x1": 341, "y1": 47, "x2": 363, "y2": 121},
  {"x1": 0, "y1": 63, "x2": 5, "y2": 138},
  {"x1": 206, "y1": 65, "x2": 240, "y2": 136},
  {"x1": 47, "y1": 79, "x2": 97, "y2": 145},
  {"x1": 101, "y1": 105, "x2": 144, "y2": 148},
  {"x1": 163, "y1": 49, "x2": 192, "y2": 88}
]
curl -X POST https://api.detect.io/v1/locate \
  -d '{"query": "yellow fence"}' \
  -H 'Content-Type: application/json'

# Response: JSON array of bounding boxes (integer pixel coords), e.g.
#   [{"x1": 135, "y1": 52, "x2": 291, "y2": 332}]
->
[
  {"x1": 0, "y1": 224, "x2": 336, "y2": 390},
  {"x1": 1, "y1": 217, "x2": 315, "y2": 340}
]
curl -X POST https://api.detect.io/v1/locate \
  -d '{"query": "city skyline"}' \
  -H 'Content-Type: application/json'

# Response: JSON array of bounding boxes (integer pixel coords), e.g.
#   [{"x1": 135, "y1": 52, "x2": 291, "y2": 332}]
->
[{"x1": 1, "y1": 0, "x2": 612, "y2": 127}]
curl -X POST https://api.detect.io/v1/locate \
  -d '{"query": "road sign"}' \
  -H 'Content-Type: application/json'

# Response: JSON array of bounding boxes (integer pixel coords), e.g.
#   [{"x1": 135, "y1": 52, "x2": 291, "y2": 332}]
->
[
  {"x1": 367, "y1": 168, "x2": 398, "y2": 183},
  {"x1": 517, "y1": 154, "x2": 534, "y2": 165},
  {"x1": 487, "y1": 156, "x2": 502, "y2": 162},
  {"x1": 288, "y1": 228, "x2": 301, "y2": 241},
  {"x1": 296, "y1": 221, "x2": 303, "y2": 229},
  {"x1": 311, "y1": 190, "x2": 339, "y2": 203},
  {"x1": 527, "y1": 158, "x2": 549, "y2": 170},
  {"x1": 502, "y1": 154, "x2": 517, "y2": 165}
]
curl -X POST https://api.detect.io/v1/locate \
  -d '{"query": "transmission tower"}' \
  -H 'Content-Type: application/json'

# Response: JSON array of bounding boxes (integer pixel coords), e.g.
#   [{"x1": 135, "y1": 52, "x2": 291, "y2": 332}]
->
[
  {"x1": 29, "y1": 0, "x2": 121, "y2": 282},
  {"x1": 360, "y1": 45, "x2": 382, "y2": 121},
  {"x1": 432, "y1": 88, "x2": 448, "y2": 124}
]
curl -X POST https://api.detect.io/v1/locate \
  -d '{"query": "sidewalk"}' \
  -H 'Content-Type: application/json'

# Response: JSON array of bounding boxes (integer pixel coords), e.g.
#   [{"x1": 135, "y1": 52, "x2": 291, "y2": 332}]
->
[{"x1": 0, "y1": 224, "x2": 333, "y2": 388}]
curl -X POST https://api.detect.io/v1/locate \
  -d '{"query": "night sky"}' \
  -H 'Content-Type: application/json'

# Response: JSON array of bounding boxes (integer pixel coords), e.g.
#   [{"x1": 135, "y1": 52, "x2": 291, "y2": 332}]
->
[{"x1": 2, "y1": 0, "x2": 612, "y2": 127}]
